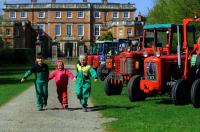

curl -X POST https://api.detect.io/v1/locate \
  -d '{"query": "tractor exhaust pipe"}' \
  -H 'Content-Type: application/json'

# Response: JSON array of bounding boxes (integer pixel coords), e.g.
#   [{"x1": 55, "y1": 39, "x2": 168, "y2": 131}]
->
[{"x1": 177, "y1": 25, "x2": 181, "y2": 68}]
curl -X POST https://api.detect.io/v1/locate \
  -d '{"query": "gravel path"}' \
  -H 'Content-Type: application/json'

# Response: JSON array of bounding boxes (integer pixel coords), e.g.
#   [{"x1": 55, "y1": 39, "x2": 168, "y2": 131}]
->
[{"x1": 0, "y1": 65, "x2": 110, "y2": 132}]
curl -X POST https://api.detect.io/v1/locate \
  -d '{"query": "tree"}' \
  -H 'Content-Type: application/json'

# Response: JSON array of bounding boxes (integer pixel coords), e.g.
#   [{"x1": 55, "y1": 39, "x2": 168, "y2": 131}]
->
[
  {"x1": 146, "y1": 0, "x2": 200, "y2": 24},
  {"x1": 98, "y1": 31, "x2": 113, "y2": 41}
]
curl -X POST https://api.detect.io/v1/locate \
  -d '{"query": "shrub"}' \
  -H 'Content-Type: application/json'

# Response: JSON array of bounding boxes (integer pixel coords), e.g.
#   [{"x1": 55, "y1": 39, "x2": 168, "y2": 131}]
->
[{"x1": 0, "y1": 48, "x2": 35, "y2": 64}]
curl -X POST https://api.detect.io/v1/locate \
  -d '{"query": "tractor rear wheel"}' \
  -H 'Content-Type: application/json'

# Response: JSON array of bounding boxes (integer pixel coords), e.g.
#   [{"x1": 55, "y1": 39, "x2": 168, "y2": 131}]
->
[
  {"x1": 128, "y1": 75, "x2": 145, "y2": 102},
  {"x1": 191, "y1": 78, "x2": 200, "y2": 108},
  {"x1": 171, "y1": 79, "x2": 190, "y2": 105},
  {"x1": 97, "y1": 63, "x2": 106, "y2": 81},
  {"x1": 104, "y1": 74, "x2": 123, "y2": 96}
]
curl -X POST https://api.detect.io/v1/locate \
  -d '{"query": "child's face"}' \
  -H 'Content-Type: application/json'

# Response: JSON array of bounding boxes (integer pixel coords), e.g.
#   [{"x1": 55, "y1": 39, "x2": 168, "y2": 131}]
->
[
  {"x1": 36, "y1": 58, "x2": 44, "y2": 65},
  {"x1": 57, "y1": 62, "x2": 64, "y2": 69},
  {"x1": 80, "y1": 59, "x2": 86, "y2": 66}
]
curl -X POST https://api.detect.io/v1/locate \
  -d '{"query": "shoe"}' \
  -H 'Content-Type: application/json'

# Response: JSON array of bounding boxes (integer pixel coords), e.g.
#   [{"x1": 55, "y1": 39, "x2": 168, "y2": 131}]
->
[
  {"x1": 61, "y1": 104, "x2": 64, "y2": 109},
  {"x1": 82, "y1": 106, "x2": 87, "y2": 112},
  {"x1": 63, "y1": 104, "x2": 68, "y2": 109},
  {"x1": 43, "y1": 104, "x2": 47, "y2": 108}
]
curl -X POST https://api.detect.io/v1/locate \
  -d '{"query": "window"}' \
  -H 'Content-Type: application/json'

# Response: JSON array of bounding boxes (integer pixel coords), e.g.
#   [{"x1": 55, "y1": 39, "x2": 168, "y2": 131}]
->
[
  {"x1": 55, "y1": 24, "x2": 61, "y2": 36},
  {"x1": 6, "y1": 29, "x2": 11, "y2": 36},
  {"x1": 124, "y1": 11, "x2": 130, "y2": 18},
  {"x1": 127, "y1": 28, "x2": 132, "y2": 36},
  {"x1": 77, "y1": 24, "x2": 84, "y2": 36},
  {"x1": 38, "y1": 11, "x2": 45, "y2": 18},
  {"x1": 55, "y1": 11, "x2": 61, "y2": 18},
  {"x1": 38, "y1": 24, "x2": 45, "y2": 32},
  {"x1": 94, "y1": 24, "x2": 100, "y2": 36},
  {"x1": 20, "y1": 11, "x2": 27, "y2": 18},
  {"x1": 94, "y1": 11, "x2": 100, "y2": 18},
  {"x1": 119, "y1": 29, "x2": 123, "y2": 37},
  {"x1": 112, "y1": 11, "x2": 118, "y2": 18},
  {"x1": 67, "y1": 11, "x2": 72, "y2": 18},
  {"x1": 9, "y1": 12, "x2": 16, "y2": 19},
  {"x1": 66, "y1": 24, "x2": 72, "y2": 36},
  {"x1": 78, "y1": 11, "x2": 84, "y2": 18}
]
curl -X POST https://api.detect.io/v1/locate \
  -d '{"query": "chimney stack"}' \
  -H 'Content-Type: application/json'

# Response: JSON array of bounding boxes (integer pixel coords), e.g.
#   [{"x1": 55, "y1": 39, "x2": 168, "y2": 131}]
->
[
  {"x1": 52, "y1": 0, "x2": 56, "y2": 3},
  {"x1": 102, "y1": 0, "x2": 108, "y2": 4},
  {"x1": 31, "y1": 0, "x2": 37, "y2": 3},
  {"x1": 138, "y1": 12, "x2": 142, "y2": 22}
]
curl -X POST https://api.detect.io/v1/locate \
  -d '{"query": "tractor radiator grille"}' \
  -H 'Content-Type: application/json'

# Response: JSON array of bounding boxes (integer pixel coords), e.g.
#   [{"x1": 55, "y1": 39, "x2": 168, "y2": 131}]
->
[
  {"x1": 120, "y1": 58, "x2": 134, "y2": 74},
  {"x1": 146, "y1": 62, "x2": 157, "y2": 81}
]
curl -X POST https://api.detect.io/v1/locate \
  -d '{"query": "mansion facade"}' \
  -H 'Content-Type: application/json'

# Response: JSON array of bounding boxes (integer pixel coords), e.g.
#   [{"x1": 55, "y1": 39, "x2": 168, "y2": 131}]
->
[{"x1": 2, "y1": 0, "x2": 143, "y2": 57}]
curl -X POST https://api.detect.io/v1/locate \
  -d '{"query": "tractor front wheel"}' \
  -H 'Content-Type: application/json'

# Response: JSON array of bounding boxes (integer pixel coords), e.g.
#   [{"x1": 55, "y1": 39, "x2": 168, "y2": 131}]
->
[
  {"x1": 191, "y1": 78, "x2": 200, "y2": 108},
  {"x1": 171, "y1": 79, "x2": 190, "y2": 105},
  {"x1": 97, "y1": 63, "x2": 107, "y2": 81},
  {"x1": 128, "y1": 75, "x2": 145, "y2": 102},
  {"x1": 104, "y1": 75, "x2": 123, "y2": 96}
]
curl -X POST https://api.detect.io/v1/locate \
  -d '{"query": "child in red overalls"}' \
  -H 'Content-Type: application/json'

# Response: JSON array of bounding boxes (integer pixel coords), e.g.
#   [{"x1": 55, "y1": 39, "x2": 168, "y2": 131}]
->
[{"x1": 49, "y1": 60, "x2": 76, "y2": 109}]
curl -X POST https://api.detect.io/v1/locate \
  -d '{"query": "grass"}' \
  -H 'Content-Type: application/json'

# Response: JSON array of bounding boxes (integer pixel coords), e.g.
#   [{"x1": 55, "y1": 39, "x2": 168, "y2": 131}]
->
[
  {"x1": 0, "y1": 63, "x2": 56, "y2": 107},
  {"x1": 0, "y1": 65, "x2": 34, "y2": 106},
  {"x1": 91, "y1": 80, "x2": 200, "y2": 132}
]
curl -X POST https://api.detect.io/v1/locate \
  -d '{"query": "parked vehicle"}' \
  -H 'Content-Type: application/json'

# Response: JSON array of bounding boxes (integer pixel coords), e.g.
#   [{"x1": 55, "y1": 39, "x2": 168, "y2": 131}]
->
[
  {"x1": 127, "y1": 23, "x2": 196, "y2": 102},
  {"x1": 104, "y1": 24, "x2": 175, "y2": 96},
  {"x1": 170, "y1": 17, "x2": 200, "y2": 107}
]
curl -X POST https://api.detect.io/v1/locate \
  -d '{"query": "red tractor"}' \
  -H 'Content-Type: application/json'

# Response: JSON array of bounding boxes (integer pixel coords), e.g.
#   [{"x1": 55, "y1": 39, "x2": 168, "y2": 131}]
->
[
  {"x1": 127, "y1": 23, "x2": 196, "y2": 102},
  {"x1": 104, "y1": 24, "x2": 174, "y2": 96},
  {"x1": 88, "y1": 41, "x2": 120, "y2": 71},
  {"x1": 170, "y1": 17, "x2": 200, "y2": 107}
]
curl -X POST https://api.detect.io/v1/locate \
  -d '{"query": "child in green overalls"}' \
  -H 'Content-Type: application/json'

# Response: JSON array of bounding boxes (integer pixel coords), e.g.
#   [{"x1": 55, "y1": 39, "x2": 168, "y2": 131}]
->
[
  {"x1": 21, "y1": 53, "x2": 49, "y2": 111},
  {"x1": 76, "y1": 54, "x2": 97, "y2": 112}
]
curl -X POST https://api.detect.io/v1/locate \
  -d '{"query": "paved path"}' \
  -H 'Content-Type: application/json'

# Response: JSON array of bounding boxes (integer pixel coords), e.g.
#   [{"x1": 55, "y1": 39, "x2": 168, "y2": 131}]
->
[{"x1": 0, "y1": 65, "x2": 109, "y2": 132}]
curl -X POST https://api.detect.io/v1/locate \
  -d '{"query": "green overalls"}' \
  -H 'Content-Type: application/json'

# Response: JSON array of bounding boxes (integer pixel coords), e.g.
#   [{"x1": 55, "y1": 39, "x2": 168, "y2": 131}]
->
[
  {"x1": 23, "y1": 63, "x2": 49, "y2": 110},
  {"x1": 76, "y1": 64, "x2": 97, "y2": 107}
]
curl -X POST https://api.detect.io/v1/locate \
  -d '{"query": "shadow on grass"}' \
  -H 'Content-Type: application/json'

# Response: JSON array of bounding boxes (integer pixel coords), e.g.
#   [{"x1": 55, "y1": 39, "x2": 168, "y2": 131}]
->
[
  {"x1": 46, "y1": 105, "x2": 137, "y2": 111},
  {"x1": 88, "y1": 105, "x2": 136, "y2": 112},
  {"x1": 0, "y1": 78, "x2": 33, "y2": 84},
  {"x1": 156, "y1": 99, "x2": 173, "y2": 104}
]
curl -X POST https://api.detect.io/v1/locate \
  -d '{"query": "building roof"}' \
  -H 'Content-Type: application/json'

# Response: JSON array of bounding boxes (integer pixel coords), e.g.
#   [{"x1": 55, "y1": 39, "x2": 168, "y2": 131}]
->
[{"x1": 3, "y1": 3, "x2": 135, "y2": 11}]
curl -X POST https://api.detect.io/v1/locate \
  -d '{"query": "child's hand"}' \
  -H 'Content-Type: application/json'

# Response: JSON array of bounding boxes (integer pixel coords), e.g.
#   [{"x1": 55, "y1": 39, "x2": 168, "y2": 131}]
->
[
  {"x1": 94, "y1": 79, "x2": 98, "y2": 82},
  {"x1": 72, "y1": 77, "x2": 76, "y2": 81},
  {"x1": 21, "y1": 78, "x2": 26, "y2": 83}
]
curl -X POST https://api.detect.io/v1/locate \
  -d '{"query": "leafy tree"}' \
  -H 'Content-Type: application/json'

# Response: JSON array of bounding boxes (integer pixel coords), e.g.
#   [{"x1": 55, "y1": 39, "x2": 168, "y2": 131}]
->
[
  {"x1": 147, "y1": 0, "x2": 200, "y2": 24},
  {"x1": 98, "y1": 31, "x2": 113, "y2": 41}
]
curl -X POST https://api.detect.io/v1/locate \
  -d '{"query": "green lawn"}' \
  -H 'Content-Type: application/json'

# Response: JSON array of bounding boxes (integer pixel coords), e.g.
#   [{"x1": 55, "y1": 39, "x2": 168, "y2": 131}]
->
[
  {"x1": 91, "y1": 80, "x2": 200, "y2": 132},
  {"x1": 0, "y1": 64, "x2": 55, "y2": 106}
]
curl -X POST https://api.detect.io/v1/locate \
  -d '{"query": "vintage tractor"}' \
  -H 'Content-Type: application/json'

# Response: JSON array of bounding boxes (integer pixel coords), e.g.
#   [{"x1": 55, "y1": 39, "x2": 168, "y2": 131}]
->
[
  {"x1": 87, "y1": 41, "x2": 110, "y2": 70},
  {"x1": 104, "y1": 24, "x2": 175, "y2": 96},
  {"x1": 127, "y1": 24, "x2": 196, "y2": 102},
  {"x1": 170, "y1": 17, "x2": 200, "y2": 107}
]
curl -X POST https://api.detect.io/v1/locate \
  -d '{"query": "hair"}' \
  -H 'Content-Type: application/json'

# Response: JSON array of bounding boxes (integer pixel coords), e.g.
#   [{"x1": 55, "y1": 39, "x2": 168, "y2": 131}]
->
[
  {"x1": 56, "y1": 60, "x2": 64, "y2": 68},
  {"x1": 36, "y1": 53, "x2": 43, "y2": 59},
  {"x1": 79, "y1": 54, "x2": 87, "y2": 61}
]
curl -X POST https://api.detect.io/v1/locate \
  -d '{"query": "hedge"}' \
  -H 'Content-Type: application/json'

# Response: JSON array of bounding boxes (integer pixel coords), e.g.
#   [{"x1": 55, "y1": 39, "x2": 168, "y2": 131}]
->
[{"x1": 0, "y1": 48, "x2": 36, "y2": 64}]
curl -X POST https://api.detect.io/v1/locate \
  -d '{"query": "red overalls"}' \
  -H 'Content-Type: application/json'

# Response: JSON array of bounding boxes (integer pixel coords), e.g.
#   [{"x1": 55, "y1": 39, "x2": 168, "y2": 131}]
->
[{"x1": 49, "y1": 68, "x2": 75, "y2": 108}]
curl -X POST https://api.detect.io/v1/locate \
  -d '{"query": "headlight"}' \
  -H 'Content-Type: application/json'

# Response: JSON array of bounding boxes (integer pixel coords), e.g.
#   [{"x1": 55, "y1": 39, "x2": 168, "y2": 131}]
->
[
  {"x1": 143, "y1": 52, "x2": 148, "y2": 57},
  {"x1": 156, "y1": 51, "x2": 160, "y2": 57}
]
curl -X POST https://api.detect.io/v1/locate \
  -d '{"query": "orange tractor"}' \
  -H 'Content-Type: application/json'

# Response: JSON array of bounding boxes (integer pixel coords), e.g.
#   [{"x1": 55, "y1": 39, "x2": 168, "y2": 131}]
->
[
  {"x1": 171, "y1": 17, "x2": 200, "y2": 107},
  {"x1": 127, "y1": 23, "x2": 196, "y2": 102},
  {"x1": 104, "y1": 24, "x2": 177, "y2": 95}
]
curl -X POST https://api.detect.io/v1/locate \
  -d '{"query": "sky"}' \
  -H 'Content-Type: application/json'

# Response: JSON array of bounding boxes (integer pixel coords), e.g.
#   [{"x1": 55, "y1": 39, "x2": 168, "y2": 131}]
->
[{"x1": 0, "y1": 0, "x2": 154, "y2": 16}]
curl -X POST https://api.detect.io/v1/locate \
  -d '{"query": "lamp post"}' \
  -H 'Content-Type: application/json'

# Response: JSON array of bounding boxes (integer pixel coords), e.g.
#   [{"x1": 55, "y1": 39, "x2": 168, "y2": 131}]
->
[
  {"x1": 51, "y1": 36, "x2": 57, "y2": 63},
  {"x1": 35, "y1": 35, "x2": 41, "y2": 58}
]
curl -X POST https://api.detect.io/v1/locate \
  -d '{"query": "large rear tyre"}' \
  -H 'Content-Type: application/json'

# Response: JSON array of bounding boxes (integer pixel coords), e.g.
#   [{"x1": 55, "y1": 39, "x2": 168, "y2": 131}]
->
[
  {"x1": 128, "y1": 75, "x2": 145, "y2": 102},
  {"x1": 172, "y1": 79, "x2": 190, "y2": 105},
  {"x1": 104, "y1": 75, "x2": 123, "y2": 96},
  {"x1": 97, "y1": 63, "x2": 106, "y2": 81},
  {"x1": 191, "y1": 78, "x2": 200, "y2": 108}
]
